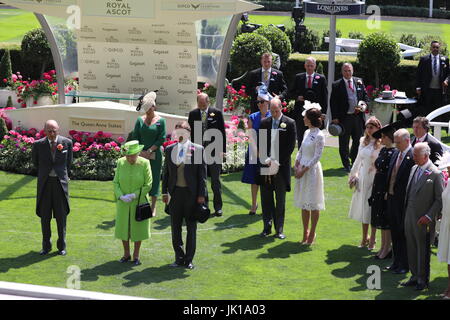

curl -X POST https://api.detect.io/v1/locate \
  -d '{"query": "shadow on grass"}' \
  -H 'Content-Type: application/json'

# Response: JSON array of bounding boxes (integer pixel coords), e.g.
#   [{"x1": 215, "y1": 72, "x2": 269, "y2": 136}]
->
[
  {"x1": 257, "y1": 241, "x2": 312, "y2": 259},
  {"x1": 153, "y1": 215, "x2": 171, "y2": 231},
  {"x1": 0, "y1": 175, "x2": 34, "y2": 200},
  {"x1": 82, "y1": 260, "x2": 135, "y2": 282},
  {"x1": 96, "y1": 220, "x2": 115, "y2": 230},
  {"x1": 0, "y1": 251, "x2": 57, "y2": 273},
  {"x1": 323, "y1": 168, "x2": 348, "y2": 178},
  {"x1": 122, "y1": 266, "x2": 190, "y2": 287},
  {"x1": 221, "y1": 183, "x2": 250, "y2": 209},
  {"x1": 221, "y1": 173, "x2": 243, "y2": 183},
  {"x1": 326, "y1": 244, "x2": 445, "y2": 300},
  {"x1": 212, "y1": 214, "x2": 260, "y2": 231},
  {"x1": 221, "y1": 234, "x2": 275, "y2": 254}
]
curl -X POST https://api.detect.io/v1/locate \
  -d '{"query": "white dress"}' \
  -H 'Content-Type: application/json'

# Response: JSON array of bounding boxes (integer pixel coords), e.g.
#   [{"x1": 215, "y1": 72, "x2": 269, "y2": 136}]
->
[
  {"x1": 438, "y1": 183, "x2": 450, "y2": 264},
  {"x1": 294, "y1": 128, "x2": 325, "y2": 210},
  {"x1": 348, "y1": 138, "x2": 380, "y2": 224}
]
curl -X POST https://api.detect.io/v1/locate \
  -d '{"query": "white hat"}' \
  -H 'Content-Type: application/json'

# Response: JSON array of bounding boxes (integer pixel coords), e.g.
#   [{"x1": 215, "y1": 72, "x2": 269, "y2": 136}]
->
[
  {"x1": 141, "y1": 91, "x2": 157, "y2": 113},
  {"x1": 257, "y1": 83, "x2": 273, "y2": 102},
  {"x1": 302, "y1": 100, "x2": 322, "y2": 116},
  {"x1": 436, "y1": 152, "x2": 450, "y2": 170}
]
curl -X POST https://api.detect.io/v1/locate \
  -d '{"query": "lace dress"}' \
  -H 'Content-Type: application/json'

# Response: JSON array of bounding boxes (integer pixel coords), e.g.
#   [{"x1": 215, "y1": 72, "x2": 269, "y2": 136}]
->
[
  {"x1": 438, "y1": 183, "x2": 450, "y2": 264},
  {"x1": 348, "y1": 138, "x2": 380, "y2": 224},
  {"x1": 294, "y1": 128, "x2": 325, "y2": 210}
]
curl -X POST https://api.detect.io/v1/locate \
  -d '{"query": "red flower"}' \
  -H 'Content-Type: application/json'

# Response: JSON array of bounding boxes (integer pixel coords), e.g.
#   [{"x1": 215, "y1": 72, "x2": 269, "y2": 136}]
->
[
  {"x1": 282, "y1": 108, "x2": 288, "y2": 113},
  {"x1": 2, "y1": 79, "x2": 7, "y2": 83},
  {"x1": 57, "y1": 144, "x2": 64, "y2": 151},
  {"x1": 21, "y1": 103, "x2": 27, "y2": 108},
  {"x1": 282, "y1": 101, "x2": 287, "y2": 107}
]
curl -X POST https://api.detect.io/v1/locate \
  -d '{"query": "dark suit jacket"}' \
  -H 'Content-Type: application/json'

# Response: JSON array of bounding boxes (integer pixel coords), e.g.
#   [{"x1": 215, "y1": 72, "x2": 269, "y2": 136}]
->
[
  {"x1": 411, "y1": 134, "x2": 444, "y2": 165},
  {"x1": 247, "y1": 68, "x2": 288, "y2": 112},
  {"x1": 288, "y1": 72, "x2": 328, "y2": 116},
  {"x1": 162, "y1": 142, "x2": 207, "y2": 201},
  {"x1": 416, "y1": 54, "x2": 449, "y2": 90},
  {"x1": 31, "y1": 136, "x2": 73, "y2": 217},
  {"x1": 258, "y1": 115, "x2": 296, "y2": 192},
  {"x1": 188, "y1": 107, "x2": 226, "y2": 155},
  {"x1": 330, "y1": 77, "x2": 369, "y2": 123}
]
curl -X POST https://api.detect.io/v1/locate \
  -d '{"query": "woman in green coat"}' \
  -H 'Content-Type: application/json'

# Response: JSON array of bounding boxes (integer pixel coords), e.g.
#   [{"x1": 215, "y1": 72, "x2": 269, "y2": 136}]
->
[
  {"x1": 113, "y1": 140, "x2": 152, "y2": 265},
  {"x1": 132, "y1": 91, "x2": 166, "y2": 217}
]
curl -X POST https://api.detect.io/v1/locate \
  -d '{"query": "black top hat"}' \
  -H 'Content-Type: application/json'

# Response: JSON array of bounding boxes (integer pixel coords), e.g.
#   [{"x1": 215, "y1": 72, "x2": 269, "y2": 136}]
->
[
  {"x1": 372, "y1": 121, "x2": 404, "y2": 140},
  {"x1": 193, "y1": 203, "x2": 210, "y2": 224}
]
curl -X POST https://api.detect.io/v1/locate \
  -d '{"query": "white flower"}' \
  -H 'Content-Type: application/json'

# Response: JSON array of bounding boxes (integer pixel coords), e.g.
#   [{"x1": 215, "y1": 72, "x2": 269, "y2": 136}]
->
[{"x1": 280, "y1": 122, "x2": 287, "y2": 129}]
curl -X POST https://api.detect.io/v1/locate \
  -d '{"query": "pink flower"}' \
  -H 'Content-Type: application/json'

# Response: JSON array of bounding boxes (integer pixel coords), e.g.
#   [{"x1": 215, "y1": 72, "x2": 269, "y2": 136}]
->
[
  {"x1": 383, "y1": 85, "x2": 391, "y2": 91},
  {"x1": 114, "y1": 146, "x2": 121, "y2": 152},
  {"x1": 110, "y1": 141, "x2": 117, "y2": 147},
  {"x1": 3, "y1": 79, "x2": 7, "y2": 83},
  {"x1": 117, "y1": 136, "x2": 125, "y2": 144},
  {"x1": 104, "y1": 143, "x2": 112, "y2": 150},
  {"x1": 204, "y1": 83, "x2": 210, "y2": 89},
  {"x1": 11, "y1": 74, "x2": 17, "y2": 81},
  {"x1": 73, "y1": 146, "x2": 80, "y2": 152}
]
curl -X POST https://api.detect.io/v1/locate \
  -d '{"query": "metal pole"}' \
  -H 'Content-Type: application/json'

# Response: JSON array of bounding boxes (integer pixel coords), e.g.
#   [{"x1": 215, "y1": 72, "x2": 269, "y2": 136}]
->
[
  {"x1": 215, "y1": 14, "x2": 242, "y2": 110},
  {"x1": 34, "y1": 13, "x2": 66, "y2": 105},
  {"x1": 430, "y1": 0, "x2": 433, "y2": 18},
  {"x1": 327, "y1": 14, "x2": 337, "y2": 124}
]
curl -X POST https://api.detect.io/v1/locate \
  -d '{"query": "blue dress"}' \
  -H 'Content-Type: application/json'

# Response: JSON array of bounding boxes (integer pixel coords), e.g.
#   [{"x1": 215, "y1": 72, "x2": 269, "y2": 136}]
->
[{"x1": 241, "y1": 111, "x2": 271, "y2": 184}]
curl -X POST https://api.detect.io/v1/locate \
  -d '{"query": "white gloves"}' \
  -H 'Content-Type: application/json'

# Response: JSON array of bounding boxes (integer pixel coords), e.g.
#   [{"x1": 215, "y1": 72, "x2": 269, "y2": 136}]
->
[{"x1": 120, "y1": 193, "x2": 136, "y2": 203}]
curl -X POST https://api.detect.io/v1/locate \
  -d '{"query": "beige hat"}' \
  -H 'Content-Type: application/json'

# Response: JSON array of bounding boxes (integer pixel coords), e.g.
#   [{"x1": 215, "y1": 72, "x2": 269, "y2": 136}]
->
[{"x1": 141, "y1": 91, "x2": 157, "y2": 113}]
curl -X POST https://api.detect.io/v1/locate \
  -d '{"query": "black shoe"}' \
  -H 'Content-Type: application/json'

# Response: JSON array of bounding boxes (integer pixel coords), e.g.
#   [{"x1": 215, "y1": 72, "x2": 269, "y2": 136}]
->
[
  {"x1": 274, "y1": 233, "x2": 286, "y2": 239},
  {"x1": 385, "y1": 264, "x2": 398, "y2": 271},
  {"x1": 185, "y1": 262, "x2": 195, "y2": 270},
  {"x1": 249, "y1": 211, "x2": 256, "y2": 216},
  {"x1": 393, "y1": 268, "x2": 408, "y2": 274},
  {"x1": 132, "y1": 259, "x2": 141, "y2": 266},
  {"x1": 401, "y1": 279, "x2": 417, "y2": 287},
  {"x1": 214, "y1": 210, "x2": 223, "y2": 217},
  {"x1": 119, "y1": 256, "x2": 131, "y2": 263},
  {"x1": 343, "y1": 166, "x2": 351, "y2": 173},
  {"x1": 260, "y1": 231, "x2": 271, "y2": 237},
  {"x1": 39, "y1": 249, "x2": 51, "y2": 255},
  {"x1": 415, "y1": 282, "x2": 428, "y2": 291},
  {"x1": 57, "y1": 250, "x2": 67, "y2": 256},
  {"x1": 169, "y1": 261, "x2": 184, "y2": 267}
]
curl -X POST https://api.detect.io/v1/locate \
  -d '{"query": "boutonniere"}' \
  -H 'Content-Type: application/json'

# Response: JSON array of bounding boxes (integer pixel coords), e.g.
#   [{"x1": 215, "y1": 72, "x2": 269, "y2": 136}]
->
[
  {"x1": 57, "y1": 144, "x2": 64, "y2": 151},
  {"x1": 441, "y1": 57, "x2": 446, "y2": 61},
  {"x1": 357, "y1": 80, "x2": 363, "y2": 85},
  {"x1": 315, "y1": 75, "x2": 320, "y2": 80},
  {"x1": 272, "y1": 71, "x2": 277, "y2": 76},
  {"x1": 424, "y1": 169, "x2": 432, "y2": 176},
  {"x1": 210, "y1": 113, "x2": 215, "y2": 117},
  {"x1": 406, "y1": 156, "x2": 410, "y2": 160},
  {"x1": 280, "y1": 122, "x2": 287, "y2": 129},
  {"x1": 156, "y1": 122, "x2": 161, "y2": 126}
]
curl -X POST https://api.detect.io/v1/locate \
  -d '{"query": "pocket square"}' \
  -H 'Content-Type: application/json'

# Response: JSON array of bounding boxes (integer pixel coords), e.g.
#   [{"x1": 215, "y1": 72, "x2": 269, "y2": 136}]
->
[{"x1": 62, "y1": 150, "x2": 68, "y2": 154}]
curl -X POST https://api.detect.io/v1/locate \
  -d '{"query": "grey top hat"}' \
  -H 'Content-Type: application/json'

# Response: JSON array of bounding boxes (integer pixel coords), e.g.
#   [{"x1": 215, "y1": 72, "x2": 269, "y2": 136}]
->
[{"x1": 328, "y1": 123, "x2": 345, "y2": 136}]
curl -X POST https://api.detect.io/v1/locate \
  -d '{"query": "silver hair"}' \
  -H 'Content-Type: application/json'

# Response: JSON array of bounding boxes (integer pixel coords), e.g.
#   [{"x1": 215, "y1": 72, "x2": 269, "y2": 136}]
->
[
  {"x1": 342, "y1": 62, "x2": 353, "y2": 70},
  {"x1": 305, "y1": 57, "x2": 317, "y2": 65},
  {"x1": 270, "y1": 97, "x2": 282, "y2": 108},
  {"x1": 414, "y1": 142, "x2": 431, "y2": 157},
  {"x1": 394, "y1": 128, "x2": 410, "y2": 142}
]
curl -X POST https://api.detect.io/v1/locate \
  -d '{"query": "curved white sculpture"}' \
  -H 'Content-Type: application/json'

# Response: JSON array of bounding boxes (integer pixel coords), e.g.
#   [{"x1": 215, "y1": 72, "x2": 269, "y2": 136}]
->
[{"x1": 426, "y1": 104, "x2": 450, "y2": 151}]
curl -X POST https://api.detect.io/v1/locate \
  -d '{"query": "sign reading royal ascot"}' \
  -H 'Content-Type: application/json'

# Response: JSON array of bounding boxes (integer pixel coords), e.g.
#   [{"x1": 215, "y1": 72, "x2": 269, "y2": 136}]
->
[
  {"x1": 81, "y1": 0, "x2": 155, "y2": 19},
  {"x1": 303, "y1": 0, "x2": 365, "y2": 15}
]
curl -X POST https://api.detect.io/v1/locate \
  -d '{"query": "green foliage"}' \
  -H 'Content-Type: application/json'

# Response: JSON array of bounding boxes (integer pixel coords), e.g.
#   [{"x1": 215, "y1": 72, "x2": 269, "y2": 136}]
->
[
  {"x1": 357, "y1": 32, "x2": 401, "y2": 87},
  {"x1": 0, "y1": 49, "x2": 12, "y2": 88},
  {"x1": 320, "y1": 29, "x2": 343, "y2": 51},
  {"x1": 255, "y1": 25, "x2": 292, "y2": 68},
  {"x1": 316, "y1": 62, "x2": 324, "y2": 75},
  {"x1": 6, "y1": 96, "x2": 13, "y2": 109},
  {"x1": 230, "y1": 33, "x2": 272, "y2": 77},
  {"x1": 399, "y1": 34, "x2": 418, "y2": 47},
  {"x1": 418, "y1": 35, "x2": 449, "y2": 57},
  {"x1": 21, "y1": 28, "x2": 53, "y2": 76},
  {"x1": 0, "y1": 118, "x2": 7, "y2": 140},
  {"x1": 348, "y1": 31, "x2": 365, "y2": 40},
  {"x1": 287, "y1": 26, "x2": 320, "y2": 54}
]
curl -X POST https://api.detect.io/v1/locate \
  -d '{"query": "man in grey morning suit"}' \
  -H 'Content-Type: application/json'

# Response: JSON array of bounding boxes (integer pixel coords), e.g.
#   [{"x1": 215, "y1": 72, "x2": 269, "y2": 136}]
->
[
  {"x1": 32, "y1": 120, "x2": 73, "y2": 256},
  {"x1": 402, "y1": 142, "x2": 443, "y2": 290}
]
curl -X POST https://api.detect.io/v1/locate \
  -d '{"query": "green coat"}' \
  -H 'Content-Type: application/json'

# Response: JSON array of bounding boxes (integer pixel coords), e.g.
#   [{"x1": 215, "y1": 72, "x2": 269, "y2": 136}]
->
[{"x1": 113, "y1": 157, "x2": 152, "y2": 241}]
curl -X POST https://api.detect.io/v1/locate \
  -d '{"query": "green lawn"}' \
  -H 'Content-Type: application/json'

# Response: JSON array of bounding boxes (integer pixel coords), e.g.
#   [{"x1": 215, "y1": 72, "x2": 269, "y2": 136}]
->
[
  {"x1": 0, "y1": 9, "x2": 39, "y2": 47},
  {"x1": 249, "y1": 15, "x2": 450, "y2": 46},
  {"x1": 0, "y1": 147, "x2": 448, "y2": 300}
]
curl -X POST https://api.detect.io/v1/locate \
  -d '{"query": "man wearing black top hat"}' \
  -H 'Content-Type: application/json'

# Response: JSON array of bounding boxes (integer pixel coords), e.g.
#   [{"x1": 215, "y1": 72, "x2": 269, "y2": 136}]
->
[
  {"x1": 288, "y1": 57, "x2": 328, "y2": 148},
  {"x1": 330, "y1": 63, "x2": 369, "y2": 172}
]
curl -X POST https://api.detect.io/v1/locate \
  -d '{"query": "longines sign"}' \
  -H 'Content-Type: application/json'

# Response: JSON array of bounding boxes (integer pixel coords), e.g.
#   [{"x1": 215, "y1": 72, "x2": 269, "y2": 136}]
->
[{"x1": 303, "y1": 0, "x2": 365, "y2": 15}]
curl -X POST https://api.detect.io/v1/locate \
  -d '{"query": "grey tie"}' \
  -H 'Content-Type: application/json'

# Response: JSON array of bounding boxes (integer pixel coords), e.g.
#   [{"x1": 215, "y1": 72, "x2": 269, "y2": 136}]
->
[
  {"x1": 415, "y1": 167, "x2": 423, "y2": 183},
  {"x1": 433, "y1": 56, "x2": 438, "y2": 76}
]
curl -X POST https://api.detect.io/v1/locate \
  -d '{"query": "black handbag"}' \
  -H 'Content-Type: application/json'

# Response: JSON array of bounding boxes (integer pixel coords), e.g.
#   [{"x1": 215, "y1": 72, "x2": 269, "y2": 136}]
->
[{"x1": 135, "y1": 188, "x2": 152, "y2": 221}]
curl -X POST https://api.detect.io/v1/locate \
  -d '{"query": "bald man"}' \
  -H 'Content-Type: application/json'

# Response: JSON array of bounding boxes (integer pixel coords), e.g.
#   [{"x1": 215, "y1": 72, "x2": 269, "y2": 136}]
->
[{"x1": 32, "y1": 120, "x2": 73, "y2": 256}]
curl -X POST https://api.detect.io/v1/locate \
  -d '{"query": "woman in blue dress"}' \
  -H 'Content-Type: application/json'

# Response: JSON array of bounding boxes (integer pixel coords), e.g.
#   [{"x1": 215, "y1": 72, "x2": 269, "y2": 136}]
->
[{"x1": 241, "y1": 85, "x2": 271, "y2": 215}]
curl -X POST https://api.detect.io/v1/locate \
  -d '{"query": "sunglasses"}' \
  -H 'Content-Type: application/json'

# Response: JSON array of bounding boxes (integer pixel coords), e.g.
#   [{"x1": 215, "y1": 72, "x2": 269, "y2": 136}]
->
[{"x1": 257, "y1": 100, "x2": 266, "y2": 104}]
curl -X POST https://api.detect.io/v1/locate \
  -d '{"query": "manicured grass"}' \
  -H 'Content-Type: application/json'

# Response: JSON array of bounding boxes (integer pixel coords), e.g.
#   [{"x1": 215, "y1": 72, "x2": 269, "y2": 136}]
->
[
  {"x1": 0, "y1": 146, "x2": 448, "y2": 300},
  {"x1": 0, "y1": 9, "x2": 39, "y2": 44},
  {"x1": 248, "y1": 15, "x2": 450, "y2": 46}
]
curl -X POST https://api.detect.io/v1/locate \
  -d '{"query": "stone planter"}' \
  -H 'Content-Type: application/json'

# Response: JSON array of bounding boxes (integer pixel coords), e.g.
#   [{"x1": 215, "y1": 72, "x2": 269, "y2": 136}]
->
[
  {"x1": 26, "y1": 95, "x2": 56, "y2": 107},
  {"x1": 0, "y1": 89, "x2": 20, "y2": 108}
]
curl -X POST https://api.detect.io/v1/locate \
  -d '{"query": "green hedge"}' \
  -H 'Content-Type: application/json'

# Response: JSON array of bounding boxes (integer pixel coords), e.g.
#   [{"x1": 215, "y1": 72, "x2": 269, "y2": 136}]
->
[
  {"x1": 285, "y1": 54, "x2": 419, "y2": 97},
  {"x1": 253, "y1": 1, "x2": 295, "y2": 11},
  {"x1": 0, "y1": 48, "x2": 54, "y2": 80}
]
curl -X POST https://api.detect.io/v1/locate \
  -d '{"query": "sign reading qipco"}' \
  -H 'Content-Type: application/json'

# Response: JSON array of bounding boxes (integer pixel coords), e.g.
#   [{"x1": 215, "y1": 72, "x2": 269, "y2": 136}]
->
[
  {"x1": 303, "y1": 0, "x2": 365, "y2": 15},
  {"x1": 77, "y1": 21, "x2": 198, "y2": 115}
]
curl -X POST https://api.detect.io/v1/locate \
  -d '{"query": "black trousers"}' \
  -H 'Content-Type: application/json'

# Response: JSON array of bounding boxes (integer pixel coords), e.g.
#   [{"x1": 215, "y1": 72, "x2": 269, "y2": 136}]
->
[
  {"x1": 207, "y1": 163, "x2": 222, "y2": 212},
  {"x1": 260, "y1": 172, "x2": 287, "y2": 234},
  {"x1": 387, "y1": 195, "x2": 409, "y2": 270},
  {"x1": 295, "y1": 117, "x2": 307, "y2": 150},
  {"x1": 40, "y1": 177, "x2": 67, "y2": 252},
  {"x1": 169, "y1": 187, "x2": 197, "y2": 264},
  {"x1": 338, "y1": 114, "x2": 364, "y2": 169}
]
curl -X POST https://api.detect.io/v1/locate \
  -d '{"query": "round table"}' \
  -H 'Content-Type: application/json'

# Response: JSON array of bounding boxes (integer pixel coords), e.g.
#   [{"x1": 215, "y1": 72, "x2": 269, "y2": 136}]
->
[{"x1": 374, "y1": 98, "x2": 417, "y2": 123}]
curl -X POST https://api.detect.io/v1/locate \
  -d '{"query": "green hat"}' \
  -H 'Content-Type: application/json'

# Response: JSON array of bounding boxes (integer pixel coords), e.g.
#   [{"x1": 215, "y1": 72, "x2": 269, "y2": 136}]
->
[{"x1": 122, "y1": 140, "x2": 144, "y2": 156}]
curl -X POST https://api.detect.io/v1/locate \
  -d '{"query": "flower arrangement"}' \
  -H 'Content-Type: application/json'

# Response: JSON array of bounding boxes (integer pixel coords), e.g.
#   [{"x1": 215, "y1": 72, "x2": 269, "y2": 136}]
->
[
  {"x1": 0, "y1": 126, "x2": 126, "y2": 180},
  {"x1": 224, "y1": 85, "x2": 251, "y2": 115},
  {"x1": 365, "y1": 84, "x2": 398, "y2": 101},
  {"x1": 223, "y1": 115, "x2": 248, "y2": 172}
]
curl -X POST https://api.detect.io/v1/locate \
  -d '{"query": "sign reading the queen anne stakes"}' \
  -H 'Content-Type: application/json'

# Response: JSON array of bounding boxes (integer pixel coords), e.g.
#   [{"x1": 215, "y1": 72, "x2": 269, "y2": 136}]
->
[{"x1": 76, "y1": 20, "x2": 198, "y2": 115}]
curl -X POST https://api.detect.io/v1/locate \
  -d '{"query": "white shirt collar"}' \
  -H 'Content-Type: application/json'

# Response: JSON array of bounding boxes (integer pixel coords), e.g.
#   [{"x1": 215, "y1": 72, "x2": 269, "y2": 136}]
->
[
  {"x1": 274, "y1": 114, "x2": 283, "y2": 122},
  {"x1": 262, "y1": 68, "x2": 272, "y2": 74},
  {"x1": 419, "y1": 159, "x2": 432, "y2": 170},
  {"x1": 47, "y1": 136, "x2": 59, "y2": 144},
  {"x1": 307, "y1": 72, "x2": 315, "y2": 78},
  {"x1": 201, "y1": 107, "x2": 209, "y2": 115},
  {"x1": 176, "y1": 140, "x2": 191, "y2": 164},
  {"x1": 417, "y1": 133, "x2": 427, "y2": 142}
]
